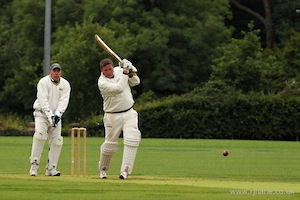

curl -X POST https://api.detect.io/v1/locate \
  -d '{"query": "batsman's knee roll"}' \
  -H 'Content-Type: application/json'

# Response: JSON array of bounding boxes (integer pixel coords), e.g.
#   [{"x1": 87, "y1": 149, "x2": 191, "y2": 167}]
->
[{"x1": 123, "y1": 129, "x2": 141, "y2": 147}]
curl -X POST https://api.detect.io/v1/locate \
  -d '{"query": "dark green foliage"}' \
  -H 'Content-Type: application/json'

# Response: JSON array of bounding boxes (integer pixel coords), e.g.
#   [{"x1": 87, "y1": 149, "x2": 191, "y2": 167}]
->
[
  {"x1": 273, "y1": 0, "x2": 300, "y2": 38},
  {"x1": 0, "y1": 1, "x2": 300, "y2": 140},
  {"x1": 0, "y1": 1, "x2": 44, "y2": 114},
  {"x1": 0, "y1": 0, "x2": 232, "y2": 121},
  {"x1": 51, "y1": 20, "x2": 107, "y2": 121},
  {"x1": 211, "y1": 24, "x2": 300, "y2": 95}
]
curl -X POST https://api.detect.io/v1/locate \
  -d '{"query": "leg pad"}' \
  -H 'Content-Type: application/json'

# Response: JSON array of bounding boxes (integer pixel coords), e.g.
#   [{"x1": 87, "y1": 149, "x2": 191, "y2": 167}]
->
[
  {"x1": 121, "y1": 129, "x2": 141, "y2": 175},
  {"x1": 99, "y1": 141, "x2": 118, "y2": 171}
]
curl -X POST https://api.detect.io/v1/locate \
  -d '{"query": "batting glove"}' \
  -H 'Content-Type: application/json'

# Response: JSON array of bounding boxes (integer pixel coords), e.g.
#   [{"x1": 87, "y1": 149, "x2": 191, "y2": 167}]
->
[
  {"x1": 131, "y1": 65, "x2": 137, "y2": 73},
  {"x1": 121, "y1": 58, "x2": 138, "y2": 77},
  {"x1": 121, "y1": 58, "x2": 134, "y2": 70}
]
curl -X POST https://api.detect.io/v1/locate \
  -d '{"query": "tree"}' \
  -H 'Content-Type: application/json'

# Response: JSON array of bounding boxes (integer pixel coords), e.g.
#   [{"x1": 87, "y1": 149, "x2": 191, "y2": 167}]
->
[
  {"x1": 0, "y1": 0, "x2": 44, "y2": 113},
  {"x1": 277, "y1": 30, "x2": 300, "y2": 96},
  {"x1": 229, "y1": 0, "x2": 300, "y2": 49},
  {"x1": 211, "y1": 23, "x2": 286, "y2": 93},
  {"x1": 272, "y1": 0, "x2": 300, "y2": 42},
  {"x1": 83, "y1": 0, "x2": 232, "y2": 95},
  {"x1": 51, "y1": 18, "x2": 138, "y2": 121},
  {"x1": 230, "y1": 0, "x2": 274, "y2": 49},
  {"x1": 0, "y1": 1, "x2": 14, "y2": 93}
]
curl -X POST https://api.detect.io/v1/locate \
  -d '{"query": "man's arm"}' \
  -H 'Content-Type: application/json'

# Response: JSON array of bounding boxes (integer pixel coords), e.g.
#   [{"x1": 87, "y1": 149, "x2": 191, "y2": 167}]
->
[
  {"x1": 119, "y1": 58, "x2": 140, "y2": 87},
  {"x1": 53, "y1": 80, "x2": 71, "y2": 127},
  {"x1": 98, "y1": 72, "x2": 128, "y2": 96},
  {"x1": 128, "y1": 75, "x2": 140, "y2": 87},
  {"x1": 36, "y1": 78, "x2": 51, "y2": 113},
  {"x1": 55, "y1": 80, "x2": 71, "y2": 114},
  {"x1": 36, "y1": 78, "x2": 54, "y2": 125}
]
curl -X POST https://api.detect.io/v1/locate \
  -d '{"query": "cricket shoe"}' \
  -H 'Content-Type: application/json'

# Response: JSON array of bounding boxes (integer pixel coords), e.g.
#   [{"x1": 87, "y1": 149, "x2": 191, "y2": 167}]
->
[
  {"x1": 29, "y1": 163, "x2": 39, "y2": 176},
  {"x1": 45, "y1": 165, "x2": 61, "y2": 176},
  {"x1": 119, "y1": 172, "x2": 128, "y2": 179},
  {"x1": 99, "y1": 170, "x2": 107, "y2": 179},
  {"x1": 45, "y1": 168, "x2": 61, "y2": 176}
]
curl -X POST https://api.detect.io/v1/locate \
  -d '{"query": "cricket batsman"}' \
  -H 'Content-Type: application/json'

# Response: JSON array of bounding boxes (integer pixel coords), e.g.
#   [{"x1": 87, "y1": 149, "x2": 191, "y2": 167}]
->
[
  {"x1": 97, "y1": 58, "x2": 141, "y2": 179},
  {"x1": 29, "y1": 63, "x2": 71, "y2": 176}
]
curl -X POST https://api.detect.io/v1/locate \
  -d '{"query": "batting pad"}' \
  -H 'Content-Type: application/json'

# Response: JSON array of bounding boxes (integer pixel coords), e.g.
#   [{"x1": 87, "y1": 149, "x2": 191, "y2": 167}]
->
[
  {"x1": 121, "y1": 129, "x2": 141, "y2": 174},
  {"x1": 99, "y1": 141, "x2": 118, "y2": 171}
]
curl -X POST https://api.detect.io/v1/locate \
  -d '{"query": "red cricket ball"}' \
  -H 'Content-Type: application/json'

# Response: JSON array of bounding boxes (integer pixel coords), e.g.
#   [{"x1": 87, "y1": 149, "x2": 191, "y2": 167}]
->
[{"x1": 223, "y1": 150, "x2": 229, "y2": 156}]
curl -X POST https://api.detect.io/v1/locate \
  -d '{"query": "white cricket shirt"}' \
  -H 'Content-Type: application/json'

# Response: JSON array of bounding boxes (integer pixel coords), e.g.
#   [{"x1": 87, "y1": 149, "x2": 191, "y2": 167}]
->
[
  {"x1": 33, "y1": 75, "x2": 71, "y2": 114},
  {"x1": 98, "y1": 67, "x2": 140, "y2": 113}
]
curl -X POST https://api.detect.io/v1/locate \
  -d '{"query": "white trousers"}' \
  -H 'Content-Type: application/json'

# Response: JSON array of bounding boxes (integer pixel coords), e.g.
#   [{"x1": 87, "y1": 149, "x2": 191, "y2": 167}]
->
[
  {"x1": 99, "y1": 108, "x2": 141, "y2": 174},
  {"x1": 29, "y1": 110, "x2": 62, "y2": 168},
  {"x1": 104, "y1": 109, "x2": 139, "y2": 142}
]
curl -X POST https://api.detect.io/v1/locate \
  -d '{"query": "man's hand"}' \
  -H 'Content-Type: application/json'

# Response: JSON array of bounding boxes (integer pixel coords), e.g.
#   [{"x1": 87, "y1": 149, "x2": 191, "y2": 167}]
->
[
  {"x1": 53, "y1": 111, "x2": 61, "y2": 127},
  {"x1": 130, "y1": 65, "x2": 137, "y2": 73},
  {"x1": 45, "y1": 109, "x2": 54, "y2": 126},
  {"x1": 120, "y1": 58, "x2": 131, "y2": 68},
  {"x1": 121, "y1": 58, "x2": 137, "y2": 77}
]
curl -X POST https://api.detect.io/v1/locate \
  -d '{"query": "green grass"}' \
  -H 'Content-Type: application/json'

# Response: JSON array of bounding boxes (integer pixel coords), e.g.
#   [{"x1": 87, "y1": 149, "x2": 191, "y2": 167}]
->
[{"x1": 0, "y1": 137, "x2": 299, "y2": 200}]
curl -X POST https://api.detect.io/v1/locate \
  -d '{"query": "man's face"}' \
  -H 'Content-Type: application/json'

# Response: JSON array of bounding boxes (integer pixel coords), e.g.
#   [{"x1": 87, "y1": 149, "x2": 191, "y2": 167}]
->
[
  {"x1": 50, "y1": 68, "x2": 62, "y2": 82},
  {"x1": 101, "y1": 64, "x2": 114, "y2": 78}
]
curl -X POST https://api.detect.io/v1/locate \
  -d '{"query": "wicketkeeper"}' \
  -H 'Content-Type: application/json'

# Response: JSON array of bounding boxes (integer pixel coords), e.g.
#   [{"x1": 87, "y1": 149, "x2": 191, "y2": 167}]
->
[
  {"x1": 97, "y1": 58, "x2": 141, "y2": 179},
  {"x1": 29, "y1": 63, "x2": 71, "y2": 176}
]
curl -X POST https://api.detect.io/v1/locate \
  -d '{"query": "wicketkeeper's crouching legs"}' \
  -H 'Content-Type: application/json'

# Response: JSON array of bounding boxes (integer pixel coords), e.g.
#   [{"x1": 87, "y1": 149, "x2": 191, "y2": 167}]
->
[
  {"x1": 29, "y1": 132, "x2": 47, "y2": 176},
  {"x1": 45, "y1": 135, "x2": 63, "y2": 176},
  {"x1": 120, "y1": 129, "x2": 141, "y2": 179}
]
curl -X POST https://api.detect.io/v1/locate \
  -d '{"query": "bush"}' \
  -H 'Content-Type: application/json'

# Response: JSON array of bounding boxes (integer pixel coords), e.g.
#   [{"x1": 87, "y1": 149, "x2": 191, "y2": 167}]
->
[
  {"x1": 0, "y1": 113, "x2": 32, "y2": 136},
  {"x1": 79, "y1": 114, "x2": 104, "y2": 137},
  {"x1": 138, "y1": 89, "x2": 300, "y2": 141},
  {"x1": 1, "y1": 90, "x2": 299, "y2": 141}
]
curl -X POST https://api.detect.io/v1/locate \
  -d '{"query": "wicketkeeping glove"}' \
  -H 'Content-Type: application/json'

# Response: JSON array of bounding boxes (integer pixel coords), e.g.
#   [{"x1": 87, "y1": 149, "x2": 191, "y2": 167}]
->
[
  {"x1": 53, "y1": 110, "x2": 62, "y2": 127},
  {"x1": 44, "y1": 109, "x2": 54, "y2": 126}
]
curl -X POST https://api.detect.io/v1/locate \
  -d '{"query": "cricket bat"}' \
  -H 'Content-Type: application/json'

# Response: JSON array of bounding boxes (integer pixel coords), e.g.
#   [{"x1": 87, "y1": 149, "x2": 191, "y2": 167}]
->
[{"x1": 95, "y1": 34, "x2": 123, "y2": 63}]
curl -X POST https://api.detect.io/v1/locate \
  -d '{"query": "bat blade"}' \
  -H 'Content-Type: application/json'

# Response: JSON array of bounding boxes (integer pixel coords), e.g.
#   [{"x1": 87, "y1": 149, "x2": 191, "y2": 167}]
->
[{"x1": 95, "y1": 34, "x2": 123, "y2": 63}]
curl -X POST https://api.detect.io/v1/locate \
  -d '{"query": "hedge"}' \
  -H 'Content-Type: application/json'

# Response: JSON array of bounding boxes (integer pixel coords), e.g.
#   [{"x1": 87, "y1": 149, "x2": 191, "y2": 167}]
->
[
  {"x1": 138, "y1": 93, "x2": 300, "y2": 140},
  {"x1": 1, "y1": 93, "x2": 299, "y2": 141}
]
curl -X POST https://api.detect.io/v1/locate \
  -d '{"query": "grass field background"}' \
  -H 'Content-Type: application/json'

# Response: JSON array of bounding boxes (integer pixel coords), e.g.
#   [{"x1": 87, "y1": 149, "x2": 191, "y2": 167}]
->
[{"x1": 0, "y1": 136, "x2": 299, "y2": 199}]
